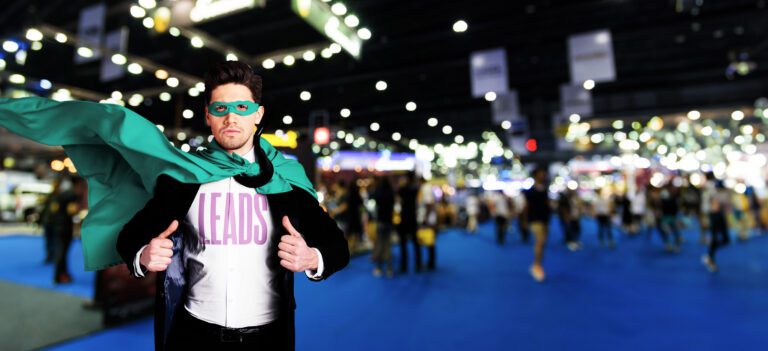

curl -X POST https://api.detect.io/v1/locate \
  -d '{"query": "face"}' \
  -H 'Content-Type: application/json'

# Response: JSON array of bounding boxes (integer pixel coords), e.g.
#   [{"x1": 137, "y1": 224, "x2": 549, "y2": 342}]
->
[{"x1": 205, "y1": 83, "x2": 265, "y2": 154}]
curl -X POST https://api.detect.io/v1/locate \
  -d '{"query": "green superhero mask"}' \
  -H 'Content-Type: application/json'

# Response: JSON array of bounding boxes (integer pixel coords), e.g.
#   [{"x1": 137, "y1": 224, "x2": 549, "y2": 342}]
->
[{"x1": 207, "y1": 100, "x2": 260, "y2": 117}]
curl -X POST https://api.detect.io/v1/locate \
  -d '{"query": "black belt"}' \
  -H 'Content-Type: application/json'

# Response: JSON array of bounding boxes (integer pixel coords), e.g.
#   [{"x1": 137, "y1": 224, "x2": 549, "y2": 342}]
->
[{"x1": 181, "y1": 310, "x2": 281, "y2": 343}]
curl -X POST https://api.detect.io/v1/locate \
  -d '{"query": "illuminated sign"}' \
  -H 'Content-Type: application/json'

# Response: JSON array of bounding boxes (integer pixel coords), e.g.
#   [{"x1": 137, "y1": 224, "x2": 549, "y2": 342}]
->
[
  {"x1": 189, "y1": 0, "x2": 263, "y2": 23},
  {"x1": 291, "y1": 0, "x2": 362, "y2": 58},
  {"x1": 262, "y1": 131, "x2": 298, "y2": 149},
  {"x1": 317, "y1": 151, "x2": 416, "y2": 172}
]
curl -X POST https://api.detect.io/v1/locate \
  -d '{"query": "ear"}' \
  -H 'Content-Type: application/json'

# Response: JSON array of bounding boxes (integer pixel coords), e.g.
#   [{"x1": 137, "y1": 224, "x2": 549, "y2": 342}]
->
[
  {"x1": 254, "y1": 105, "x2": 265, "y2": 125},
  {"x1": 204, "y1": 107, "x2": 211, "y2": 126}
]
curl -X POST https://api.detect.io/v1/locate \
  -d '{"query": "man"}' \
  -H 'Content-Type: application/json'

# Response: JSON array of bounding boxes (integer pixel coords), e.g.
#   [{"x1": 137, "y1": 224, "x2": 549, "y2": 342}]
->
[
  {"x1": 489, "y1": 190, "x2": 511, "y2": 245},
  {"x1": 523, "y1": 167, "x2": 551, "y2": 283},
  {"x1": 116, "y1": 62, "x2": 349, "y2": 350},
  {"x1": 396, "y1": 171, "x2": 422, "y2": 273}
]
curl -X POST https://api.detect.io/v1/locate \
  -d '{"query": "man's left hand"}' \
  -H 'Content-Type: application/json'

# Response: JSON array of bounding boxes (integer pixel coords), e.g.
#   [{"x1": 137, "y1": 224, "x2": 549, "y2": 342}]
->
[{"x1": 278, "y1": 216, "x2": 318, "y2": 272}]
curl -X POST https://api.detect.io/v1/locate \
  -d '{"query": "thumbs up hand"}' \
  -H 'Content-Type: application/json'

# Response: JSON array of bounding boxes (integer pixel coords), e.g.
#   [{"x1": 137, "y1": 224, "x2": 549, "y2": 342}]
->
[
  {"x1": 278, "y1": 216, "x2": 318, "y2": 272},
  {"x1": 139, "y1": 220, "x2": 178, "y2": 272}
]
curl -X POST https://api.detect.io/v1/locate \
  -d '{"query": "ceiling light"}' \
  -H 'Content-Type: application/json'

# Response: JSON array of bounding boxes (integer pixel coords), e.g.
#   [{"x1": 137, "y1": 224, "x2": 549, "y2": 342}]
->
[
  {"x1": 166, "y1": 77, "x2": 179, "y2": 87},
  {"x1": 392, "y1": 132, "x2": 401, "y2": 141},
  {"x1": 344, "y1": 14, "x2": 360, "y2": 27},
  {"x1": 262, "y1": 59, "x2": 276, "y2": 69},
  {"x1": 130, "y1": 5, "x2": 146, "y2": 18},
  {"x1": 283, "y1": 55, "x2": 295, "y2": 66},
  {"x1": 484, "y1": 92, "x2": 496, "y2": 102},
  {"x1": 155, "y1": 69, "x2": 169, "y2": 80},
  {"x1": 453, "y1": 20, "x2": 468, "y2": 33},
  {"x1": 159, "y1": 92, "x2": 171, "y2": 101},
  {"x1": 357, "y1": 28, "x2": 372, "y2": 40},
  {"x1": 25, "y1": 28, "x2": 43, "y2": 41},
  {"x1": 183, "y1": 109, "x2": 194, "y2": 119},
  {"x1": 376, "y1": 80, "x2": 387, "y2": 91},
  {"x1": 55, "y1": 33, "x2": 67, "y2": 43},
  {"x1": 111, "y1": 54, "x2": 127, "y2": 65},
  {"x1": 340, "y1": 108, "x2": 351, "y2": 118},
  {"x1": 442, "y1": 125, "x2": 453, "y2": 134},
  {"x1": 406, "y1": 101, "x2": 417, "y2": 111},
  {"x1": 583, "y1": 79, "x2": 595, "y2": 90},
  {"x1": 331, "y1": 3, "x2": 347, "y2": 16},
  {"x1": 370, "y1": 122, "x2": 380, "y2": 131},
  {"x1": 303, "y1": 51, "x2": 316, "y2": 61},
  {"x1": 300, "y1": 91, "x2": 311, "y2": 101},
  {"x1": 142, "y1": 17, "x2": 155, "y2": 29},
  {"x1": 127, "y1": 63, "x2": 143, "y2": 74},
  {"x1": 190, "y1": 36, "x2": 204, "y2": 48},
  {"x1": 428, "y1": 117, "x2": 438, "y2": 127},
  {"x1": 283, "y1": 115, "x2": 293, "y2": 125}
]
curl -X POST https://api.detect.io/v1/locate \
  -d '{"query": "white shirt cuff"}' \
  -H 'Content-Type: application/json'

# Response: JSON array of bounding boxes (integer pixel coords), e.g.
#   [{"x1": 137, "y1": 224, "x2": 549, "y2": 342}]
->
[
  {"x1": 133, "y1": 245, "x2": 148, "y2": 278},
  {"x1": 305, "y1": 248, "x2": 324, "y2": 280}
]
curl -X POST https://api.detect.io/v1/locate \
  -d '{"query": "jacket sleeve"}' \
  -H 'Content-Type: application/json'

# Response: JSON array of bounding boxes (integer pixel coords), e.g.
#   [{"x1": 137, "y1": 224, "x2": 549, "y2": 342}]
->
[
  {"x1": 292, "y1": 188, "x2": 350, "y2": 281},
  {"x1": 116, "y1": 174, "x2": 186, "y2": 277}
]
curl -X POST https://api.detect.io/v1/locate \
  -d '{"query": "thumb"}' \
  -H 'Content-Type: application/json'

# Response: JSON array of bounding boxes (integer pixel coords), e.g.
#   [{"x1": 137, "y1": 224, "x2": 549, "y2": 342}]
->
[
  {"x1": 157, "y1": 220, "x2": 179, "y2": 239},
  {"x1": 282, "y1": 216, "x2": 301, "y2": 237}
]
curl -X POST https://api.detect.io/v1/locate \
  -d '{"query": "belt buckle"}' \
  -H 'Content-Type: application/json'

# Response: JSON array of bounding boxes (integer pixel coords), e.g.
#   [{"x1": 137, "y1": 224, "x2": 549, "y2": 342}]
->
[{"x1": 220, "y1": 328, "x2": 244, "y2": 343}]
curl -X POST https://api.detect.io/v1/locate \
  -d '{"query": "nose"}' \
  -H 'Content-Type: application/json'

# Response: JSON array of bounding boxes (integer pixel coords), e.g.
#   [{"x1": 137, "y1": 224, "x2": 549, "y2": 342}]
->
[{"x1": 223, "y1": 113, "x2": 238, "y2": 126}]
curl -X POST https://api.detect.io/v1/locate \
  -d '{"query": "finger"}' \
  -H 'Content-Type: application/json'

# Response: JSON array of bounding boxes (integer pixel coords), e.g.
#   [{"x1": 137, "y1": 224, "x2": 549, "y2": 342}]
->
[
  {"x1": 152, "y1": 257, "x2": 172, "y2": 265},
  {"x1": 155, "y1": 238, "x2": 174, "y2": 249},
  {"x1": 278, "y1": 242, "x2": 296, "y2": 253},
  {"x1": 154, "y1": 248, "x2": 174, "y2": 258},
  {"x1": 277, "y1": 250, "x2": 296, "y2": 262},
  {"x1": 280, "y1": 235, "x2": 301, "y2": 246},
  {"x1": 282, "y1": 216, "x2": 302, "y2": 237},
  {"x1": 280, "y1": 259, "x2": 299, "y2": 272},
  {"x1": 149, "y1": 262, "x2": 169, "y2": 272},
  {"x1": 157, "y1": 220, "x2": 179, "y2": 239}
]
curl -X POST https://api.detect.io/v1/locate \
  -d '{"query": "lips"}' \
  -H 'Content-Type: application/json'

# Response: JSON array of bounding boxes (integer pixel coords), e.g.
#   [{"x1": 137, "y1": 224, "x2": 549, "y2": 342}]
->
[{"x1": 222, "y1": 128, "x2": 240, "y2": 135}]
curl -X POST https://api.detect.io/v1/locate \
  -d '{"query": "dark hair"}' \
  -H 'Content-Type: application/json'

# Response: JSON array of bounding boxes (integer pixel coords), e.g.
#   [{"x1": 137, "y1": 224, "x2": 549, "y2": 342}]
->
[{"x1": 204, "y1": 61, "x2": 263, "y2": 104}]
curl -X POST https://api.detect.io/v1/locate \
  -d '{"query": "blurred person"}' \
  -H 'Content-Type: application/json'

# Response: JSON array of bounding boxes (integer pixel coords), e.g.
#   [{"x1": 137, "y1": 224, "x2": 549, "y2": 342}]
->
[
  {"x1": 397, "y1": 171, "x2": 422, "y2": 273},
  {"x1": 371, "y1": 176, "x2": 395, "y2": 277},
  {"x1": 619, "y1": 191, "x2": 633, "y2": 235},
  {"x1": 699, "y1": 177, "x2": 715, "y2": 245},
  {"x1": 558, "y1": 188, "x2": 582, "y2": 251},
  {"x1": 659, "y1": 183, "x2": 682, "y2": 253},
  {"x1": 465, "y1": 189, "x2": 480, "y2": 234},
  {"x1": 39, "y1": 179, "x2": 60, "y2": 263},
  {"x1": 523, "y1": 167, "x2": 551, "y2": 282},
  {"x1": 731, "y1": 182, "x2": 750, "y2": 241},
  {"x1": 113, "y1": 62, "x2": 350, "y2": 350},
  {"x1": 40, "y1": 176, "x2": 82, "y2": 284},
  {"x1": 489, "y1": 190, "x2": 511, "y2": 245},
  {"x1": 417, "y1": 179, "x2": 438, "y2": 271},
  {"x1": 346, "y1": 180, "x2": 365, "y2": 253},
  {"x1": 436, "y1": 193, "x2": 456, "y2": 229},
  {"x1": 745, "y1": 185, "x2": 766, "y2": 237},
  {"x1": 593, "y1": 187, "x2": 615, "y2": 248},
  {"x1": 702, "y1": 179, "x2": 731, "y2": 272},
  {"x1": 630, "y1": 186, "x2": 647, "y2": 236}
]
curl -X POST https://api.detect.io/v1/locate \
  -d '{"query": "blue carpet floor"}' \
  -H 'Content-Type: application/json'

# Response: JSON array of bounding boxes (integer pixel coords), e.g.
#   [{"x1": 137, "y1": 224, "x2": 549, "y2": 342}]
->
[{"x1": 1, "y1": 218, "x2": 766, "y2": 351}]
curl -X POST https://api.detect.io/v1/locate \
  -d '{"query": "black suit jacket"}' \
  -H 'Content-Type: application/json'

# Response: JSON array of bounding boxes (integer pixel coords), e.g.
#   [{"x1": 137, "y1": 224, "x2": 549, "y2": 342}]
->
[{"x1": 116, "y1": 171, "x2": 349, "y2": 350}]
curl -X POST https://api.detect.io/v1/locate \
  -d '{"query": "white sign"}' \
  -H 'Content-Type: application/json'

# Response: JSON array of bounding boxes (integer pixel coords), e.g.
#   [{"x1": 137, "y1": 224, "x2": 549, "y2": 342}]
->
[
  {"x1": 560, "y1": 84, "x2": 592, "y2": 116},
  {"x1": 568, "y1": 29, "x2": 616, "y2": 84},
  {"x1": 470, "y1": 48, "x2": 509, "y2": 98},
  {"x1": 100, "y1": 27, "x2": 129, "y2": 82},
  {"x1": 491, "y1": 91, "x2": 521, "y2": 126},
  {"x1": 75, "y1": 3, "x2": 106, "y2": 64}
]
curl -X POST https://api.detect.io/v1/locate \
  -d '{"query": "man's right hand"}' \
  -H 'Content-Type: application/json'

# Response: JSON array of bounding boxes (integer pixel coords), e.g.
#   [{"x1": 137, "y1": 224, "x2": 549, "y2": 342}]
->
[{"x1": 139, "y1": 220, "x2": 178, "y2": 272}]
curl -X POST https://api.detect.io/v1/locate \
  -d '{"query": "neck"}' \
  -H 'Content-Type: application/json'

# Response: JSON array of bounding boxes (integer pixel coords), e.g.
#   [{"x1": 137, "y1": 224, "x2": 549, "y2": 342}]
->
[{"x1": 226, "y1": 140, "x2": 255, "y2": 156}]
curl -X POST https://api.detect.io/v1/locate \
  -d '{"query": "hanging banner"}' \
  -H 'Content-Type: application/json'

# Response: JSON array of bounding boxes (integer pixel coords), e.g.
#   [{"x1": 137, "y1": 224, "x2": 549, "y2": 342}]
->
[
  {"x1": 100, "y1": 27, "x2": 129, "y2": 82},
  {"x1": 74, "y1": 3, "x2": 106, "y2": 64},
  {"x1": 567, "y1": 29, "x2": 616, "y2": 84},
  {"x1": 470, "y1": 48, "x2": 509, "y2": 98},
  {"x1": 560, "y1": 84, "x2": 592, "y2": 116},
  {"x1": 491, "y1": 90, "x2": 521, "y2": 125}
]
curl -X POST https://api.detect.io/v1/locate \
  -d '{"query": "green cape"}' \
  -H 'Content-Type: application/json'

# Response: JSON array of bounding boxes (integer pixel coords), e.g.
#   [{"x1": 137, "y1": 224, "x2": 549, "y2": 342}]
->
[{"x1": 0, "y1": 97, "x2": 315, "y2": 270}]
